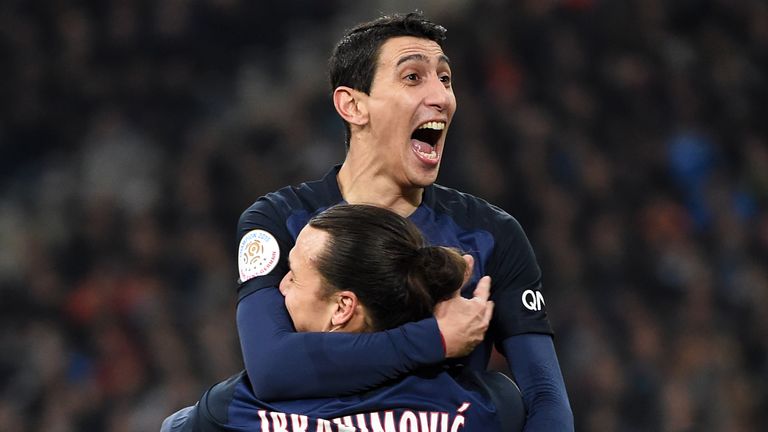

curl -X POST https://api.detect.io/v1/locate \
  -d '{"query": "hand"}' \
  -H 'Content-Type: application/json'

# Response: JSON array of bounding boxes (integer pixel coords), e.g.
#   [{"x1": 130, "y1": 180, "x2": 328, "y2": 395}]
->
[{"x1": 434, "y1": 262, "x2": 494, "y2": 358}]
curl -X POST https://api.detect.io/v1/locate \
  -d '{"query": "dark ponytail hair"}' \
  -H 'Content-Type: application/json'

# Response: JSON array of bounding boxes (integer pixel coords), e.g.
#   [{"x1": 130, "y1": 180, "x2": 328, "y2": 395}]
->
[{"x1": 308, "y1": 204, "x2": 466, "y2": 331}]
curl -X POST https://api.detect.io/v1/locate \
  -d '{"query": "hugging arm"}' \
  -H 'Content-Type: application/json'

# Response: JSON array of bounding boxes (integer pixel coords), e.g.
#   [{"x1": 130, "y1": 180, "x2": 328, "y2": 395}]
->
[
  {"x1": 237, "y1": 284, "x2": 492, "y2": 400},
  {"x1": 237, "y1": 286, "x2": 445, "y2": 399}
]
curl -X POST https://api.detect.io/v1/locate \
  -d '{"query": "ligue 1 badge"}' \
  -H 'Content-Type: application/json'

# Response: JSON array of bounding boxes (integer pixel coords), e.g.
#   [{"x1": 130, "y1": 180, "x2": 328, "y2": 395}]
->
[{"x1": 238, "y1": 229, "x2": 280, "y2": 282}]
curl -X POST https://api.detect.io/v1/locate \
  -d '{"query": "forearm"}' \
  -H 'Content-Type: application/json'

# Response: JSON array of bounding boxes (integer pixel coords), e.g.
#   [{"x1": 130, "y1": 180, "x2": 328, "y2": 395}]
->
[
  {"x1": 237, "y1": 287, "x2": 445, "y2": 400},
  {"x1": 502, "y1": 334, "x2": 574, "y2": 431}
]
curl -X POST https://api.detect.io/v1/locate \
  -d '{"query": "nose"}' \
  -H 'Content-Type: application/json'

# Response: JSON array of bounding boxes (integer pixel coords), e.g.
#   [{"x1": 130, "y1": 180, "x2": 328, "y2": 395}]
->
[
  {"x1": 424, "y1": 75, "x2": 453, "y2": 112},
  {"x1": 278, "y1": 273, "x2": 289, "y2": 296}
]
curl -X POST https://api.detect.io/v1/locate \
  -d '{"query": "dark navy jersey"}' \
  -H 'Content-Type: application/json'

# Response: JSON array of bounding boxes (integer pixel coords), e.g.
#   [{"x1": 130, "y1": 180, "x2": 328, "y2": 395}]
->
[
  {"x1": 178, "y1": 368, "x2": 525, "y2": 432},
  {"x1": 235, "y1": 165, "x2": 553, "y2": 400}
]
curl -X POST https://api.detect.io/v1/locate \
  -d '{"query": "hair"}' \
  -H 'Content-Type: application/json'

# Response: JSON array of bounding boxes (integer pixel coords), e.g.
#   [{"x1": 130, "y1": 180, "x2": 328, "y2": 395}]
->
[
  {"x1": 308, "y1": 204, "x2": 466, "y2": 332},
  {"x1": 328, "y1": 12, "x2": 448, "y2": 148}
]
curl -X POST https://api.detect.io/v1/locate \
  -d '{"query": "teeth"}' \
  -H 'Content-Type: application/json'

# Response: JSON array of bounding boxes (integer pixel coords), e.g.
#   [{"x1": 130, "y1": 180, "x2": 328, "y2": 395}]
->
[
  {"x1": 417, "y1": 149, "x2": 438, "y2": 160},
  {"x1": 417, "y1": 121, "x2": 445, "y2": 131}
]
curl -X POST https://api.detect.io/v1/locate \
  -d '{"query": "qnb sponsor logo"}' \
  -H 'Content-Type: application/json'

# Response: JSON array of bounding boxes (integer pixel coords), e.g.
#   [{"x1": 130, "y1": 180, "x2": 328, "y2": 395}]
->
[
  {"x1": 521, "y1": 289, "x2": 545, "y2": 311},
  {"x1": 256, "y1": 402, "x2": 471, "y2": 432}
]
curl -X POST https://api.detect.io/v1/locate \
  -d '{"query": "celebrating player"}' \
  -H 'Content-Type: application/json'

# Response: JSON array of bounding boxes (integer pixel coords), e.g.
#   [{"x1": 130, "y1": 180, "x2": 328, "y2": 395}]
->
[
  {"x1": 236, "y1": 12, "x2": 573, "y2": 430},
  {"x1": 162, "y1": 204, "x2": 524, "y2": 431}
]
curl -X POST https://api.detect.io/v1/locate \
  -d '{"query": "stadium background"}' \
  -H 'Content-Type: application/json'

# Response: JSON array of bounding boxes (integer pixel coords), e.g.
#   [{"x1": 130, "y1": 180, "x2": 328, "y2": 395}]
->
[{"x1": 1, "y1": 0, "x2": 766, "y2": 430}]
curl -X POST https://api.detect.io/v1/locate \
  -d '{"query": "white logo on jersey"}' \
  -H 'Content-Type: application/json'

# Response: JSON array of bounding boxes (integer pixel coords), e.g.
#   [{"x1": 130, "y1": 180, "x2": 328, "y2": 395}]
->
[
  {"x1": 522, "y1": 289, "x2": 545, "y2": 311},
  {"x1": 238, "y1": 229, "x2": 280, "y2": 282},
  {"x1": 255, "y1": 402, "x2": 471, "y2": 431}
]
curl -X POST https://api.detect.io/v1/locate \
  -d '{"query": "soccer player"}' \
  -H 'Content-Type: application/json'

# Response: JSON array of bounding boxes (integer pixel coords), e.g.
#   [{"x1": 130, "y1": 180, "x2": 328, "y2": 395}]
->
[
  {"x1": 236, "y1": 12, "x2": 573, "y2": 430},
  {"x1": 163, "y1": 204, "x2": 524, "y2": 431}
]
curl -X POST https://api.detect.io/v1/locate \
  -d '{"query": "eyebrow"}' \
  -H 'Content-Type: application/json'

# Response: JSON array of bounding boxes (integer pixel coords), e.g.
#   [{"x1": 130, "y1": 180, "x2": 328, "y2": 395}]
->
[{"x1": 396, "y1": 53, "x2": 451, "y2": 67}]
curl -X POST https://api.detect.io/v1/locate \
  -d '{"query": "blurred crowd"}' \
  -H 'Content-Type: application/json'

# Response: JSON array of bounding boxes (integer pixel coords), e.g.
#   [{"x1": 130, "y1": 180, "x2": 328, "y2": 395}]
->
[{"x1": 1, "y1": 0, "x2": 767, "y2": 431}]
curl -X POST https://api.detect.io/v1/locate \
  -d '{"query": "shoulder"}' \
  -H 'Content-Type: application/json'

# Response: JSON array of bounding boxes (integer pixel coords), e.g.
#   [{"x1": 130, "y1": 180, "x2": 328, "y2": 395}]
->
[
  {"x1": 429, "y1": 184, "x2": 522, "y2": 233},
  {"x1": 238, "y1": 176, "x2": 335, "y2": 233},
  {"x1": 198, "y1": 370, "x2": 251, "y2": 425}
]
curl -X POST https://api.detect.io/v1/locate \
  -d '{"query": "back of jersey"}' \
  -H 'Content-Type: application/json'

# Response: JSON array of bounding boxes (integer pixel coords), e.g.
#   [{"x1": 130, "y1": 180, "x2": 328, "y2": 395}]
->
[{"x1": 193, "y1": 368, "x2": 523, "y2": 431}]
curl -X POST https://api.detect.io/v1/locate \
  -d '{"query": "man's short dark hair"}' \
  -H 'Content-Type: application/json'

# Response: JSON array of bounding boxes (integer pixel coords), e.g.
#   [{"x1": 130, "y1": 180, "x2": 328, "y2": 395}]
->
[{"x1": 328, "y1": 12, "x2": 447, "y2": 148}]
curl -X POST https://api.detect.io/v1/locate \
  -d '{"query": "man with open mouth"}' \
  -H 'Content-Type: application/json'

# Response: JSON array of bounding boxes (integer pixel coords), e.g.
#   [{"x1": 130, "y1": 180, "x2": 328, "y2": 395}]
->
[{"x1": 231, "y1": 11, "x2": 574, "y2": 432}]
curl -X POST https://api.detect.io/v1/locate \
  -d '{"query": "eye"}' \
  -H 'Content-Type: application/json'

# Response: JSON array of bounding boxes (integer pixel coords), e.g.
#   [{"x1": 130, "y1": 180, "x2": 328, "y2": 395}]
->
[
  {"x1": 404, "y1": 73, "x2": 420, "y2": 82},
  {"x1": 440, "y1": 74, "x2": 451, "y2": 84}
]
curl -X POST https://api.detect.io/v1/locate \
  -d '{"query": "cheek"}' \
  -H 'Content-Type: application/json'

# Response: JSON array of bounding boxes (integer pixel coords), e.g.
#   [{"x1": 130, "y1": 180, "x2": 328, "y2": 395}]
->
[
  {"x1": 372, "y1": 96, "x2": 413, "y2": 128},
  {"x1": 448, "y1": 94, "x2": 457, "y2": 115},
  {"x1": 282, "y1": 288, "x2": 301, "y2": 320},
  {"x1": 284, "y1": 295, "x2": 310, "y2": 332}
]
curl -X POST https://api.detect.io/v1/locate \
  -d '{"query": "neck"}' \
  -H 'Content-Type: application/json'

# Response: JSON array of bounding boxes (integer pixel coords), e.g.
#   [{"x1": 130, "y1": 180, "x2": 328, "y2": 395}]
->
[{"x1": 337, "y1": 160, "x2": 423, "y2": 217}]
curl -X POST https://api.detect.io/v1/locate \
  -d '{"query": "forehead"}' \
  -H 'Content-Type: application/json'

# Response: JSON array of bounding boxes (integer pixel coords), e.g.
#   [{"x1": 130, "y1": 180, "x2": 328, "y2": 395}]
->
[
  {"x1": 377, "y1": 36, "x2": 447, "y2": 68},
  {"x1": 291, "y1": 226, "x2": 328, "y2": 268}
]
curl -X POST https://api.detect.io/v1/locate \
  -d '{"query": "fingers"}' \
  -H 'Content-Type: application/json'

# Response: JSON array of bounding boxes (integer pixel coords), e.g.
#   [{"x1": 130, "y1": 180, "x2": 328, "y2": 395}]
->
[
  {"x1": 434, "y1": 272, "x2": 494, "y2": 358},
  {"x1": 475, "y1": 277, "x2": 493, "y2": 331},
  {"x1": 472, "y1": 275, "x2": 491, "y2": 302},
  {"x1": 484, "y1": 301, "x2": 495, "y2": 324}
]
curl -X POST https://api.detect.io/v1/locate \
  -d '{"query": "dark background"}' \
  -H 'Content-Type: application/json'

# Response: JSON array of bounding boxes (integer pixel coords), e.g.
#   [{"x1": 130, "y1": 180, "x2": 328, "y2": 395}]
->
[{"x1": 1, "y1": 0, "x2": 766, "y2": 430}]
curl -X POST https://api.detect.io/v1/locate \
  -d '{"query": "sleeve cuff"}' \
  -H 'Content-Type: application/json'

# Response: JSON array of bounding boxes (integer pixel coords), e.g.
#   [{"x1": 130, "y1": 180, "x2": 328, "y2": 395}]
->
[{"x1": 392, "y1": 317, "x2": 445, "y2": 365}]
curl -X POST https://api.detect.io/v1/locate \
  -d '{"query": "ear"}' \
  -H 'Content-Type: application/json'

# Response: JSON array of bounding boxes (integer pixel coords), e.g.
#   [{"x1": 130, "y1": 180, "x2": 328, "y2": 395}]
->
[
  {"x1": 330, "y1": 290, "x2": 359, "y2": 329},
  {"x1": 461, "y1": 254, "x2": 475, "y2": 289},
  {"x1": 333, "y1": 86, "x2": 369, "y2": 127}
]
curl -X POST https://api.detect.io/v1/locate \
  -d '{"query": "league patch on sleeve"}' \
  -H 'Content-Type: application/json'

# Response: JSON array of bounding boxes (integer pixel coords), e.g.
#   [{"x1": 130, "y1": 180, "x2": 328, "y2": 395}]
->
[{"x1": 238, "y1": 229, "x2": 280, "y2": 283}]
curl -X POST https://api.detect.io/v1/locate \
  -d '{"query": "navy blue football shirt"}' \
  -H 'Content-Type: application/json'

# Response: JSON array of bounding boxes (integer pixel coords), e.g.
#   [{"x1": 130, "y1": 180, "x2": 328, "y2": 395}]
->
[
  {"x1": 235, "y1": 165, "x2": 553, "y2": 401},
  {"x1": 176, "y1": 368, "x2": 517, "y2": 431}
]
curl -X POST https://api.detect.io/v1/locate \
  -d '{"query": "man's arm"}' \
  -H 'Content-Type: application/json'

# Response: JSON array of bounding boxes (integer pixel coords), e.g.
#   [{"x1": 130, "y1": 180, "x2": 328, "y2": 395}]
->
[
  {"x1": 502, "y1": 334, "x2": 574, "y2": 431},
  {"x1": 478, "y1": 210, "x2": 572, "y2": 429},
  {"x1": 238, "y1": 284, "x2": 493, "y2": 400}
]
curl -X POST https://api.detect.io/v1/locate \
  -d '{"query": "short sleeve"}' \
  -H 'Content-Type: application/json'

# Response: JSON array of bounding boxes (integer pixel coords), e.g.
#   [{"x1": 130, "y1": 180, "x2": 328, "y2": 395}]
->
[
  {"x1": 486, "y1": 213, "x2": 554, "y2": 340},
  {"x1": 236, "y1": 198, "x2": 293, "y2": 301}
]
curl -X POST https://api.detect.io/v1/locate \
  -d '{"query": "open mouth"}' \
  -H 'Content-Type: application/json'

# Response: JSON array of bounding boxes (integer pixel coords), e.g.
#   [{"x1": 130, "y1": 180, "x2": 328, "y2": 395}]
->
[{"x1": 410, "y1": 121, "x2": 445, "y2": 162}]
